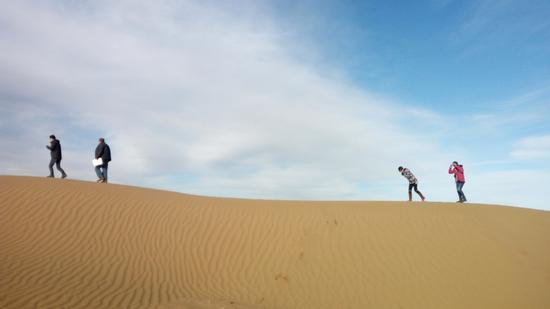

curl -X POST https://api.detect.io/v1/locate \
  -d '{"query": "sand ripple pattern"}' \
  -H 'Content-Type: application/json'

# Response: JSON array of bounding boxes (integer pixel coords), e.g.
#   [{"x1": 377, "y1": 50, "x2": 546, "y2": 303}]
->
[{"x1": 1, "y1": 176, "x2": 550, "y2": 308}]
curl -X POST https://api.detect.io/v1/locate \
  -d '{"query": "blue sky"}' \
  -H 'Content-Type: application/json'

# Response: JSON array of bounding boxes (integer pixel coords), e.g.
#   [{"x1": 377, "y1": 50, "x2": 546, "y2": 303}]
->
[
  {"x1": 1, "y1": 0, "x2": 549, "y2": 210},
  {"x1": 268, "y1": 0, "x2": 550, "y2": 108}
]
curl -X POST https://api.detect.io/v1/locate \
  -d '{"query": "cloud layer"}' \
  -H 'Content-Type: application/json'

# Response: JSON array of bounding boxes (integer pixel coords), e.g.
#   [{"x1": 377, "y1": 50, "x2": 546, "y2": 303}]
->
[{"x1": 1, "y1": 0, "x2": 548, "y2": 210}]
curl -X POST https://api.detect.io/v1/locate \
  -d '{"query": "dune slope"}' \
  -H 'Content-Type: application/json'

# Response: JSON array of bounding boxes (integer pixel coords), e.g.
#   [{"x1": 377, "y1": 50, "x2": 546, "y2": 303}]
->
[{"x1": 1, "y1": 176, "x2": 550, "y2": 308}]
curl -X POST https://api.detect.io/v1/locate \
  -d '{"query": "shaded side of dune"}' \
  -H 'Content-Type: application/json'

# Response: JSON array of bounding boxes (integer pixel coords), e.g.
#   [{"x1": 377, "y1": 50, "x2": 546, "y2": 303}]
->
[{"x1": 1, "y1": 176, "x2": 550, "y2": 309}]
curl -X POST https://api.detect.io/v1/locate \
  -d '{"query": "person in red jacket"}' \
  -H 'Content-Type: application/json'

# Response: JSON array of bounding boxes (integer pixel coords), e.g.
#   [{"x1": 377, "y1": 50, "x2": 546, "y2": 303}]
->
[{"x1": 449, "y1": 161, "x2": 467, "y2": 203}]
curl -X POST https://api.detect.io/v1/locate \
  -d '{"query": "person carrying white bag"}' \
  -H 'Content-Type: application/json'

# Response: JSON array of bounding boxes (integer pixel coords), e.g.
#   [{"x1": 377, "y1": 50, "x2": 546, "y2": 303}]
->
[{"x1": 94, "y1": 138, "x2": 111, "y2": 183}]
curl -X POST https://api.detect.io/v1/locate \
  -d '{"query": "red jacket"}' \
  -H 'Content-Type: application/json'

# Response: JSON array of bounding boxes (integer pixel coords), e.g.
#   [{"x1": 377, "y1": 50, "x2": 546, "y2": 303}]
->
[{"x1": 449, "y1": 165, "x2": 465, "y2": 182}]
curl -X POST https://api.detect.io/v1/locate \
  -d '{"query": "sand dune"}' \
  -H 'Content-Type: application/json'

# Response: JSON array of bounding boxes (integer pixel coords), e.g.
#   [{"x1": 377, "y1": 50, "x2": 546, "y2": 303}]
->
[{"x1": 1, "y1": 176, "x2": 549, "y2": 308}]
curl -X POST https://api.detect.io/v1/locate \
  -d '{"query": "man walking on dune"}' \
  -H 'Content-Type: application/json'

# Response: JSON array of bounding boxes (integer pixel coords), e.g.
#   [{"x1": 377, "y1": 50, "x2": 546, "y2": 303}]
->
[
  {"x1": 46, "y1": 135, "x2": 67, "y2": 179},
  {"x1": 398, "y1": 166, "x2": 426, "y2": 202},
  {"x1": 95, "y1": 138, "x2": 111, "y2": 183}
]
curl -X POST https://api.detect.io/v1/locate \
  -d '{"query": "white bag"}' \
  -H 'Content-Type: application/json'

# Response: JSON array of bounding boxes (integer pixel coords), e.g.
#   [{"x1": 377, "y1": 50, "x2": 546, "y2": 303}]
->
[{"x1": 92, "y1": 158, "x2": 103, "y2": 167}]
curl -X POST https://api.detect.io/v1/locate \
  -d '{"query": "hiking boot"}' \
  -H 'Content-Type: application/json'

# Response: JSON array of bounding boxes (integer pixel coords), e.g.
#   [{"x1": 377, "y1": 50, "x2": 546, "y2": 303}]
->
[
  {"x1": 96, "y1": 178, "x2": 104, "y2": 183},
  {"x1": 61, "y1": 174, "x2": 67, "y2": 179},
  {"x1": 47, "y1": 175, "x2": 54, "y2": 178},
  {"x1": 418, "y1": 192, "x2": 426, "y2": 202}
]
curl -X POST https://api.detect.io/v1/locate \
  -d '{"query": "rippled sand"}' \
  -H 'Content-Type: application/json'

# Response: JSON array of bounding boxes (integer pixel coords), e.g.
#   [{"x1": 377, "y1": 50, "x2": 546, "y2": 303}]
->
[{"x1": 1, "y1": 176, "x2": 549, "y2": 308}]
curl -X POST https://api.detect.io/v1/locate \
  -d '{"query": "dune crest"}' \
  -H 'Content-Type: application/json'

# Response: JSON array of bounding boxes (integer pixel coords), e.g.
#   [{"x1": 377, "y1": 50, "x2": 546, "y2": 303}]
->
[{"x1": 1, "y1": 176, "x2": 550, "y2": 308}]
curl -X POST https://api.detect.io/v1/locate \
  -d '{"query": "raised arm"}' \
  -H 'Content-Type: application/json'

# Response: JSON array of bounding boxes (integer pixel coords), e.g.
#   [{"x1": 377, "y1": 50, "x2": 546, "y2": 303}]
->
[{"x1": 448, "y1": 165, "x2": 455, "y2": 174}]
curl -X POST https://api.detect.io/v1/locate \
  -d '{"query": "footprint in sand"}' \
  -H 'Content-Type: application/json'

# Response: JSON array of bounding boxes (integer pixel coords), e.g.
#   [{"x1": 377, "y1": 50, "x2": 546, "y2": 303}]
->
[{"x1": 275, "y1": 273, "x2": 289, "y2": 283}]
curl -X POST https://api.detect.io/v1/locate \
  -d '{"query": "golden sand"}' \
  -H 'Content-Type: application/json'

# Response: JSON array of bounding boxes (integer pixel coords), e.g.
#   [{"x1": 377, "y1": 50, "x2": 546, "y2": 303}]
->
[{"x1": 1, "y1": 176, "x2": 549, "y2": 308}]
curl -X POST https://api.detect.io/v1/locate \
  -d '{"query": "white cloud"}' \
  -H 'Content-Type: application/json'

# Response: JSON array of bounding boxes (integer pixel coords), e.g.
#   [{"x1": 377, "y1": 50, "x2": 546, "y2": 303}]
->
[
  {"x1": 0, "y1": 1, "x2": 547, "y2": 211},
  {"x1": 0, "y1": 0, "x2": 455, "y2": 198},
  {"x1": 463, "y1": 83, "x2": 550, "y2": 139},
  {"x1": 466, "y1": 169, "x2": 550, "y2": 210},
  {"x1": 512, "y1": 135, "x2": 550, "y2": 161}
]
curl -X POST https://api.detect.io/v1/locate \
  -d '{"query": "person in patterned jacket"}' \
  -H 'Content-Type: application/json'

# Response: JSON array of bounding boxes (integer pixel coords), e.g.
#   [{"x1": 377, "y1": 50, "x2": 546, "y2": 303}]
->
[{"x1": 398, "y1": 166, "x2": 426, "y2": 202}]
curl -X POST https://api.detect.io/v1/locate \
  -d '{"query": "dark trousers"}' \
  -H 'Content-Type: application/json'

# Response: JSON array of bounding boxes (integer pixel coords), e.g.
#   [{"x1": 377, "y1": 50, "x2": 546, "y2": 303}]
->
[
  {"x1": 49, "y1": 158, "x2": 66, "y2": 177},
  {"x1": 408, "y1": 183, "x2": 420, "y2": 193},
  {"x1": 456, "y1": 181, "x2": 467, "y2": 201},
  {"x1": 408, "y1": 183, "x2": 425, "y2": 201}
]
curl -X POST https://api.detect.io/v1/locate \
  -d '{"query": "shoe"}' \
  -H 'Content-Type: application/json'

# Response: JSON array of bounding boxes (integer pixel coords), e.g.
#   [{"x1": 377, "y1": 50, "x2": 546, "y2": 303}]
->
[
  {"x1": 96, "y1": 178, "x2": 104, "y2": 183},
  {"x1": 456, "y1": 200, "x2": 462, "y2": 203},
  {"x1": 47, "y1": 175, "x2": 54, "y2": 178},
  {"x1": 61, "y1": 174, "x2": 67, "y2": 179}
]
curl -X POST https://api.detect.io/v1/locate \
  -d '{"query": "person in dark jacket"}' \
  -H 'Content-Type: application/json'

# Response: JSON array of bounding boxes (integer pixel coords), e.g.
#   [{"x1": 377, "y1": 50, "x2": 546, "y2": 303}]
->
[
  {"x1": 95, "y1": 137, "x2": 111, "y2": 183},
  {"x1": 46, "y1": 135, "x2": 67, "y2": 178}
]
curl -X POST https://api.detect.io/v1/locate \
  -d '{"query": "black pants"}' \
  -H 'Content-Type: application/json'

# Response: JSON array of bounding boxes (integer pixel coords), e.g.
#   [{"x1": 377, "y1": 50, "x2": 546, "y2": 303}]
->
[
  {"x1": 408, "y1": 183, "x2": 420, "y2": 193},
  {"x1": 49, "y1": 158, "x2": 66, "y2": 177}
]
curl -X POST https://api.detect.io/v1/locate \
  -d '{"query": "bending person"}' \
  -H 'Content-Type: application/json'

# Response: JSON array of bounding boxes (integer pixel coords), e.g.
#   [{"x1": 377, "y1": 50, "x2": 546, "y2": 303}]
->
[{"x1": 398, "y1": 166, "x2": 426, "y2": 202}]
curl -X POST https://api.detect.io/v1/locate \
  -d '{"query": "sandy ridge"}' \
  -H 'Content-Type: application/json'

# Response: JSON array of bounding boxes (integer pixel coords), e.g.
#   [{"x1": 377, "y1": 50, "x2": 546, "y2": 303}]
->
[{"x1": 1, "y1": 176, "x2": 550, "y2": 308}]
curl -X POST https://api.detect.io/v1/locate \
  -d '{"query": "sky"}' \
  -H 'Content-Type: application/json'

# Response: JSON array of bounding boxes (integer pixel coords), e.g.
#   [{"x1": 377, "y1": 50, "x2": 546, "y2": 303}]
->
[{"x1": 1, "y1": 0, "x2": 549, "y2": 210}]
